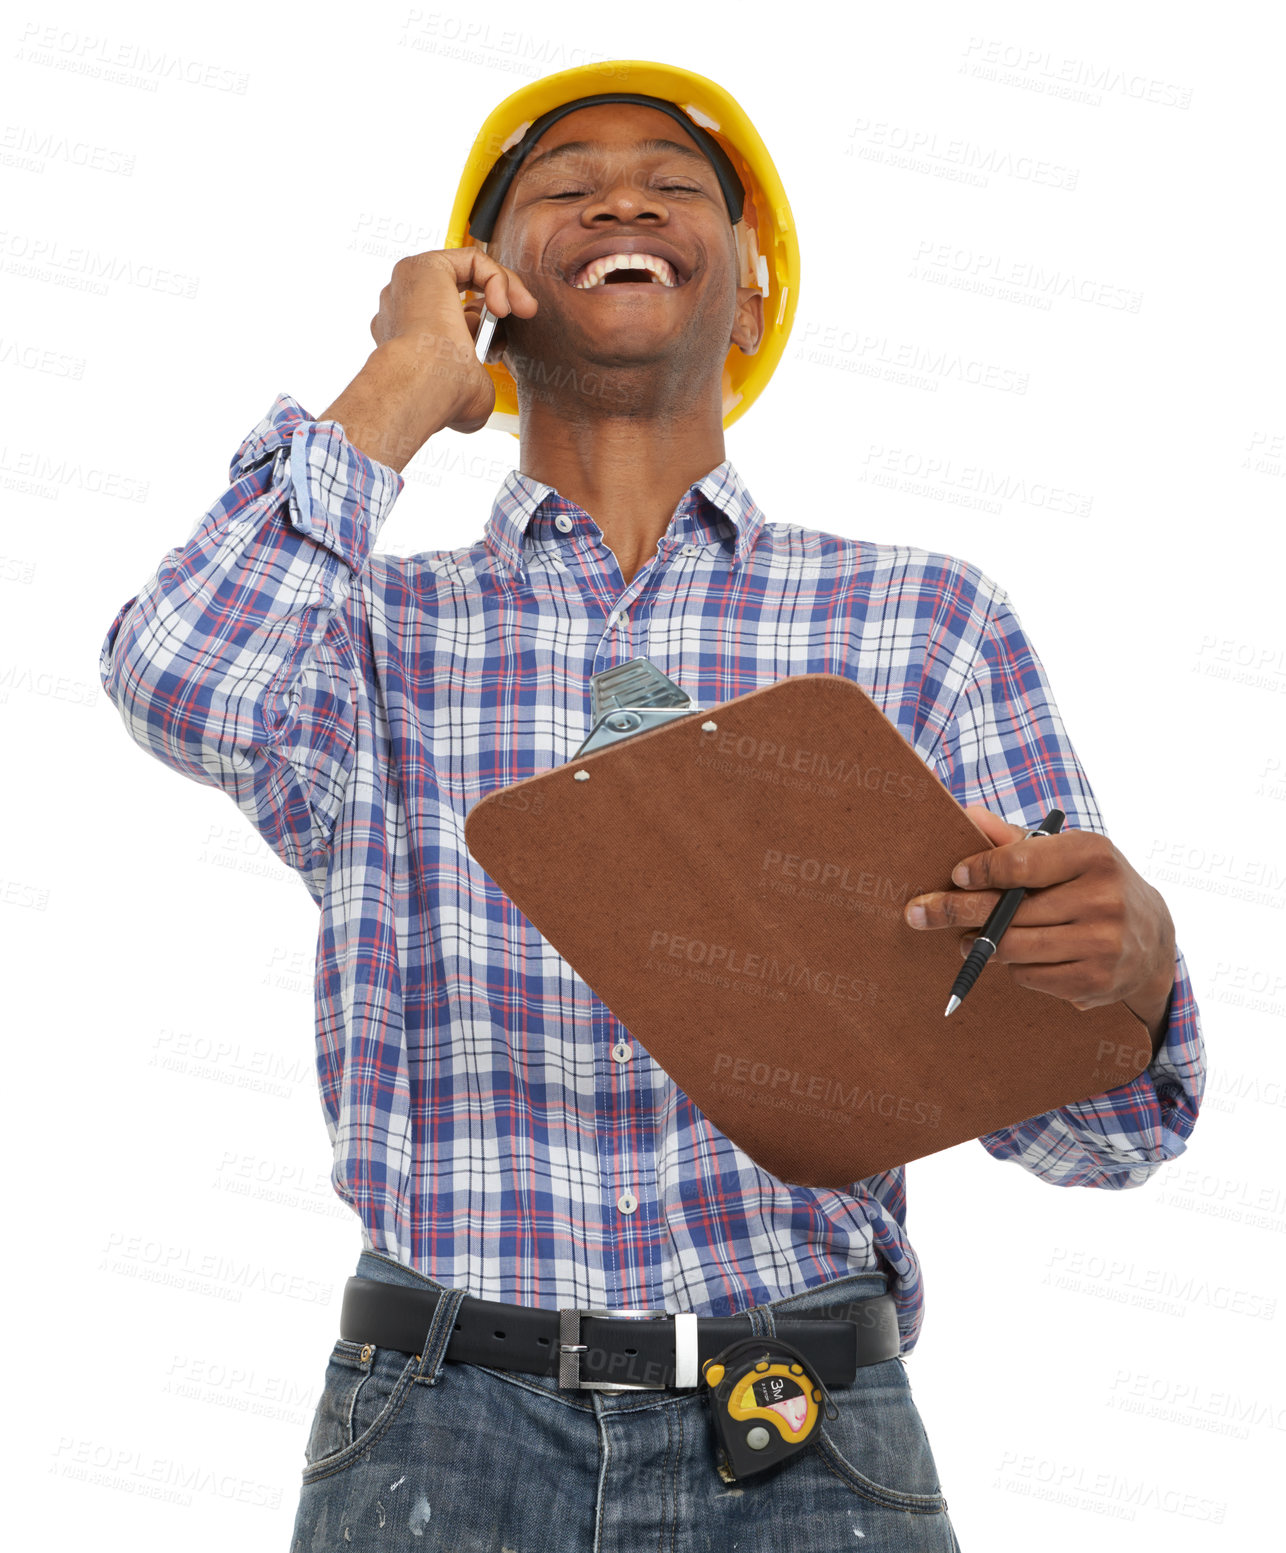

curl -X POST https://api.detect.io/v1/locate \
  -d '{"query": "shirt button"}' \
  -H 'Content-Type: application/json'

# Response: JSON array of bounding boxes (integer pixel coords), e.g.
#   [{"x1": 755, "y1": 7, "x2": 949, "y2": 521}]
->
[
  {"x1": 682, "y1": 544, "x2": 698, "y2": 556},
  {"x1": 617, "y1": 1191, "x2": 638, "y2": 1214},
  {"x1": 612, "y1": 1041, "x2": 631, "y2": 1063},
  {"x1": 554, "y1": 514, "x2": 574, "y2": 533}
]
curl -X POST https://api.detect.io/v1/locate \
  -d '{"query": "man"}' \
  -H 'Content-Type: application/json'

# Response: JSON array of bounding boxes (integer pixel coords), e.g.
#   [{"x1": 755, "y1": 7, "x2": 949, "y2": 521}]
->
[{"x1": 100, "y1": 61, "x2": 1203, "y2": 1551}]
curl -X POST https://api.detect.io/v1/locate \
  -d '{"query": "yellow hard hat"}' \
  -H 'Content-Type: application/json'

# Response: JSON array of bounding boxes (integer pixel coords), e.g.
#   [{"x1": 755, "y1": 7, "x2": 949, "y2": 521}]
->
[{"x1": 444, "y1": 60, "x2": 799, "y2": 438}]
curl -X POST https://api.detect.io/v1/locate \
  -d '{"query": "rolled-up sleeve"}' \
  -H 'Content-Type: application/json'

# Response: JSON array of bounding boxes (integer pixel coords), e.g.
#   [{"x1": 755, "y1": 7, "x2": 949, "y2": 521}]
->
[{"x1": 927, "y1": 582, "x2": 1206, "y2": 1188}]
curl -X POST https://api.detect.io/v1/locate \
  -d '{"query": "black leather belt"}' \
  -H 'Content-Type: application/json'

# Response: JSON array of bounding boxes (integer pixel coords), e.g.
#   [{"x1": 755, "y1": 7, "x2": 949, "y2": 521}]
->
[{"x1": 340, "y1": 1277, "x2": 900, "y2": 1393}]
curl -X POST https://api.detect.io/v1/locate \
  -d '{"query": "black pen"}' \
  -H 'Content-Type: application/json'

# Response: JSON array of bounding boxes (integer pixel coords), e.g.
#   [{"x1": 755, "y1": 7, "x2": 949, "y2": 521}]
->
[{"x1": 944, "y1": 808, "x2": 1065, "y2": 1016}]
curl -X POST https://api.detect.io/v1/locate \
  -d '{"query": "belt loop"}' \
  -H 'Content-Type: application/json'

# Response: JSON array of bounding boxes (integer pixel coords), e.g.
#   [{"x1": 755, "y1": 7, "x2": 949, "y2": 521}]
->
[
  {"x1": 746, "y1": 1301, "x2": 775, "y2": 1340},
  {"x1": 412, "y1": 1286, "x2": 467, "y2": 1387}
]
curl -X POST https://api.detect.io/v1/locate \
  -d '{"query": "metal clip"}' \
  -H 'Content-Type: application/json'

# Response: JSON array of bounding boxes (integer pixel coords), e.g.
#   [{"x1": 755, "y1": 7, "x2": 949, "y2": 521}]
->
[{"x1": 573, "y1": 657, "x2": 703, "y2": 758}]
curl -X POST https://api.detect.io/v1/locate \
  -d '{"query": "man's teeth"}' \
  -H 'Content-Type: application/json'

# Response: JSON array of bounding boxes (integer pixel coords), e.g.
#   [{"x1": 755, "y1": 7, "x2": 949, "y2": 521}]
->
[{"x1": 573, "y1": 253, "x2": 678, "y2": 289}]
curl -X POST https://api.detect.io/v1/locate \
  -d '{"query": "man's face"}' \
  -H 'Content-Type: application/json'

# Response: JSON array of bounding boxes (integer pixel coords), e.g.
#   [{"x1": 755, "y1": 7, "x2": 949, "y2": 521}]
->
[{"x1": 486, "y1": 102, "x2": 763, "y2": 410}]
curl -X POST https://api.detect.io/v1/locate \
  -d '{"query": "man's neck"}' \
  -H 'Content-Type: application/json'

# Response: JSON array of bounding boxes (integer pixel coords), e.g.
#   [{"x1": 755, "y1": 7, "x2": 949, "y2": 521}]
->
[{"x1": 516, "y1": 398, "x2": 727, "y2": 589}]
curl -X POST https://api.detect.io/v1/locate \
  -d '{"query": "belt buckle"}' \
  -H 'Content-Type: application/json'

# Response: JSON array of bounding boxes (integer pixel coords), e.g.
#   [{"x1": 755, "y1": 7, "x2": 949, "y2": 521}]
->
[{"x1": 558, "y1": 1306, "x2": 681, "y2": 1393}]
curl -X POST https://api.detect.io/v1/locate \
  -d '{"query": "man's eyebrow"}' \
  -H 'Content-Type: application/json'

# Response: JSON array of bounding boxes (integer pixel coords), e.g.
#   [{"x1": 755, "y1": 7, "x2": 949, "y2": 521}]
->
[{"x1": 518, "y1": 137, "x2": 711, "y2": 176}]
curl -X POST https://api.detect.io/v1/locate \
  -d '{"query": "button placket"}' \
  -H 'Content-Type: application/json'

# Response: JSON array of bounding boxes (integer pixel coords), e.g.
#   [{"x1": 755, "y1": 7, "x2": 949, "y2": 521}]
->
[{"x1": 610, "y1": 1036, "x2": 638, "y2": 1211}]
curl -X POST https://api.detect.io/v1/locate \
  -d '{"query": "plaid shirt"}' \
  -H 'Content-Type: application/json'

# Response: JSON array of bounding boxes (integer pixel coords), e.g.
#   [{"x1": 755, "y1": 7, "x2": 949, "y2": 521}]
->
[{"x1": 99, "y1": 394, "x2": 1206, "y2": 1351}]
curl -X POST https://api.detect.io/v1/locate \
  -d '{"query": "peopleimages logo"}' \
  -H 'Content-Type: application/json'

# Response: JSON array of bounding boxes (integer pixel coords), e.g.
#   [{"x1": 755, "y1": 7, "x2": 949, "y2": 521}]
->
[
  {"x1": 711, "y1": 1053, "x2": 941, "y2": 1127},
  {"x1": 761, "y1": 849, "x2": 917, "y2": 909},
  {"x1": 645, "y1": 930, "x2": 878, "y2": 1005},
  {"x1": 697, "y1": 723, "x2": 934, "y2": 799}
]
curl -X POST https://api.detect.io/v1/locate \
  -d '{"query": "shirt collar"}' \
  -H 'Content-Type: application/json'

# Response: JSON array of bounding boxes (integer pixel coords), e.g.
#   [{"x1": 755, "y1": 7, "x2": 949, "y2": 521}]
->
[{"x1": 483, "y1": 459, "x2": 764, "y2": 586}]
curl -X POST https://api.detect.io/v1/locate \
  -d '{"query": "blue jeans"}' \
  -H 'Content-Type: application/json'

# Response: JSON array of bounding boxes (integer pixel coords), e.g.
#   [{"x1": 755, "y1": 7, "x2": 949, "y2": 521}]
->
[{"x1": 289, "y1": 1249, "x2": 961, "y2": 1551}]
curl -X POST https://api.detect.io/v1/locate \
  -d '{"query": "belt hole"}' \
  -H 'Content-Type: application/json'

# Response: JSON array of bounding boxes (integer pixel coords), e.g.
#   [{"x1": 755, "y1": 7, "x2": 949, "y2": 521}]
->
[
  {"x1": 625, "y1": 1348, "x2": 636, "y2": 1355},
  {"x1": 538, "y1": 1337, "x2": 550, "y2": 1346},
  {"x1": 493, "y1": 1330, "x2": 505, "y2": 1339}
]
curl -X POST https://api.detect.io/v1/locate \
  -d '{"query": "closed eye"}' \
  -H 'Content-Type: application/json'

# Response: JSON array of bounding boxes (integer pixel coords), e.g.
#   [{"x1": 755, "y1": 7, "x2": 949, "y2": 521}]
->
[{"x1": 545, "y1": 183, "x2": 704, "y2": 199}]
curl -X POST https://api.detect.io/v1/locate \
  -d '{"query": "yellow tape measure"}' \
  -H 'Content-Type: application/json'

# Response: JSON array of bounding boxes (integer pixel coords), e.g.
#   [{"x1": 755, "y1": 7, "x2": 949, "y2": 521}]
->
[{"x1": 700, "y1": 1337, "x2": 839, "y2": 1482}]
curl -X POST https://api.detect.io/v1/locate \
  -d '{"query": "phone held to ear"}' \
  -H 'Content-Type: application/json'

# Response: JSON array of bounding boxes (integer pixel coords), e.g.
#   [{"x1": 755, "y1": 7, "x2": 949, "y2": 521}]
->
[{"x1": 474, "y1": 303, "x2": 500, "y2": 362}]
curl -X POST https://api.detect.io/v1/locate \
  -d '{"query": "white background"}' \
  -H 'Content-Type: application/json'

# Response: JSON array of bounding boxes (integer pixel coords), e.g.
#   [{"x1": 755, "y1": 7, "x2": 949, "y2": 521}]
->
[{"x1": 3, "y1": 0, "x2": 1284, "y2": 1546}]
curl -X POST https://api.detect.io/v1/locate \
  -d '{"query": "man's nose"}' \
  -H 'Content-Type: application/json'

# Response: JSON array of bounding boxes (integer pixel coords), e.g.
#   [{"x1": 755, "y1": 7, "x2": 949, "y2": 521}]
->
[{"x1": 583, "y1": 175, "x2": 668, "y2": 222}]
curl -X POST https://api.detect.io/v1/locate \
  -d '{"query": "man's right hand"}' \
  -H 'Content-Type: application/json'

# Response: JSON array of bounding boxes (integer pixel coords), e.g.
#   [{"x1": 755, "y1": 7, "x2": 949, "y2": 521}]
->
[
  {"x1": 320, "y1": 247, "x2": 538, "y2": 471},
  {"x1": 370, "y1": 247, "x2": 538, "y2": 436}
]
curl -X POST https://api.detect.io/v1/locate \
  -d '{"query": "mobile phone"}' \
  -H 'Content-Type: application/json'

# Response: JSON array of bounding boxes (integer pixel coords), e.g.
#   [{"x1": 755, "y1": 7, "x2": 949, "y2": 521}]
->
[{"x1": 474, "y1": 303, "x2": 500, "y2": 362}]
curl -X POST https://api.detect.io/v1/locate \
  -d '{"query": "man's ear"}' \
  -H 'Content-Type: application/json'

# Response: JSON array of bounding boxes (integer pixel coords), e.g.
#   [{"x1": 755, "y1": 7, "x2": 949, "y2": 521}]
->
[{"x1": 730, "y1": 286, "x2": 764, "y2": 357}]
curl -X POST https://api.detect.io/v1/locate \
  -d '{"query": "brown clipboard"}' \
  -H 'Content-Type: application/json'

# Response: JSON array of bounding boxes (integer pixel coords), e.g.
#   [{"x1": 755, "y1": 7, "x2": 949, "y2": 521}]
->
[{"x1": 463, "y1": 665, "x2": 1154, "y2": 1188}]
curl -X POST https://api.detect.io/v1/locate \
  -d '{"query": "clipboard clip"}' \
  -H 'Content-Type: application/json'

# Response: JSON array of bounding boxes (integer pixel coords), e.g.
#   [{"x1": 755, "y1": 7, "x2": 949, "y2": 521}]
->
[{"x1": 573, "y1": 656, "x2": 705, "y2": 757}]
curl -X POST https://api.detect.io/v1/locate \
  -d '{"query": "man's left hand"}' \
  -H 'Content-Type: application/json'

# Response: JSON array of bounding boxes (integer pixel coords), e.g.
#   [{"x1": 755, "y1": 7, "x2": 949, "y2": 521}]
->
[{"x1": 904, "y1": 805, "x2": 1177, "y2": 1055}]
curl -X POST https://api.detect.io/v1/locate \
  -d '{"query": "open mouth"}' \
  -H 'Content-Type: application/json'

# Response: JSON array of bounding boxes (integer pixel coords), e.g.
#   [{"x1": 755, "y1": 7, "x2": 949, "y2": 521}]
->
[{"x1": 568, "y1": 253, "x2": 688, "y2": 290}]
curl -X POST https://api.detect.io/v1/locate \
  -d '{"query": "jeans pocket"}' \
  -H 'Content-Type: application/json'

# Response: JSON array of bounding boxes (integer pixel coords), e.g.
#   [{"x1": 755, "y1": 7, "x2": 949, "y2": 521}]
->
[
  {"x1": 810, "y1": 1359, "x2": 948, "y2": 1515},
  {"x1": 301, "y1": 1339, "x2": 419, "y2": 1483}
]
